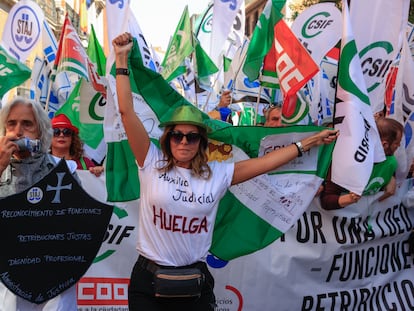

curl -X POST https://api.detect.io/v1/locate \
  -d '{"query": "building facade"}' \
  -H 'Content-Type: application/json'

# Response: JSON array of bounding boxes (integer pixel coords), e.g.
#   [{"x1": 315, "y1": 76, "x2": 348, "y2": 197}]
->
[
  {"x1": 0, "y1": 0, "x2": 105, "y2": 98},
  {"x1": 245, "y1": 0, "x2": 267, "y2": 37}
]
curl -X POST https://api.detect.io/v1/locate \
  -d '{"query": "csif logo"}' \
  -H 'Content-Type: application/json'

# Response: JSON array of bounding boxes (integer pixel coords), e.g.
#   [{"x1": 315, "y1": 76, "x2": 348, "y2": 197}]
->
[
  {"x1": 201, "y1": 13, "x2": 213, "y2": 34},
  {"x1": 338, "y1": 40, "x2": 369, "y2": 105},
  {"x1": 88, "y1": 92, "x2": 106, "y2": 122},
  {"x1": 11, "y1": 6, "x2": 41, "y2": 52},
  {"x1": 359, "y1": 41, "x2": 394, "y2": 92},
  {"x1": 93, "y1": 206, "x2": 134, "y2": 263},
  {"x1": 301, "y1": 12, "x2": 333, "y2": 39}
]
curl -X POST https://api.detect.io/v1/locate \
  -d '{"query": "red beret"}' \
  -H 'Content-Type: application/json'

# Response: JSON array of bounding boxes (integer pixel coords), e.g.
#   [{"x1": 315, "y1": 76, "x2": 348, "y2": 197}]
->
[{"x1": 51, "y1": 114, "x2": 79, "y2": 134}]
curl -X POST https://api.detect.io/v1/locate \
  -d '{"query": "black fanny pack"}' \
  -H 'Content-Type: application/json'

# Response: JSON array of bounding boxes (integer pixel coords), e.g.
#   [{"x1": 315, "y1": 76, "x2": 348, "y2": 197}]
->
[
  {"x1": 137, "y1": 256, "x2": 205, "y2": 298},
  {"x1": 153, "y1": 267, "x2": 205, "y2": 298}
]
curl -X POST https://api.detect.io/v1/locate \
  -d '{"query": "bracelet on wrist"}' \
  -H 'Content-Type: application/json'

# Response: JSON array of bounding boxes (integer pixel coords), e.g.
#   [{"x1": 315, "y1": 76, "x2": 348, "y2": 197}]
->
[
  {"x1": 293, "y1": 141, "x2": 305, "y2": 157},
  {"x1": 115, "y1": 68, "x2": 130, "y2": 76}
]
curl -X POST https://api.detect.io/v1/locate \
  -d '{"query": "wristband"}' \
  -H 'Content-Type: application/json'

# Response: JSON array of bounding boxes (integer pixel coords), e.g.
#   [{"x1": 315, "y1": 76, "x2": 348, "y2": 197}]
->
[
  {"x1": 293, "y1": 141, "x2": 305, "y2": 157},
  {"x1": 116, "y1": 68, "x2": 130, "y2": 76}
]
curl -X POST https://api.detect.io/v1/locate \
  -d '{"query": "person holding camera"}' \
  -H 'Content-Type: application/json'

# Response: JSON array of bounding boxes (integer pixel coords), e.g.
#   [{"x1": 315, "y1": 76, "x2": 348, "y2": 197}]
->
[
  {"x1": 0, "y1": 97, "x2": 78, "y2": 310},
  {"x1": 0, "y1": 97, "x2": 57, "y2": 195},
  {"x1": 113, "y1": 32, "x2": 339, "y2": 311}
]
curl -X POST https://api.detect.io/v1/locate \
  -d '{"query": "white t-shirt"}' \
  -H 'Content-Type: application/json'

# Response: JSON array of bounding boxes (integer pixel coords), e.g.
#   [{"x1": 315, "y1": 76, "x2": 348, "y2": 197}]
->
[{"x1": 137, "y1": 143, "x2": 234, "y2": 266}]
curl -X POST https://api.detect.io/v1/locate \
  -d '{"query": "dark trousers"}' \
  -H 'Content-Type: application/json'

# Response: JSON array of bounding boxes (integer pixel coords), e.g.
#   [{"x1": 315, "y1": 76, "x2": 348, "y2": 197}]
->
[{"x1": 128, "y1": 257, "x2": 216, "y2": 311}]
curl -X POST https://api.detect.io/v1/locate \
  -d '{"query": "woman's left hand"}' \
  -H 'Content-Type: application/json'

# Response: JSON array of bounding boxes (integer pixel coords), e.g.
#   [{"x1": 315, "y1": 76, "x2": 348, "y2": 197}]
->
[
  {"x1": 295, "y1": 129, "x2": 339, "y2": 154},
  {"x1": 317, "y1": 129, "x2": 339, "y2": 145},
  {"x1": 89, "y1": 166, "x2": 104, "y2": 177}
]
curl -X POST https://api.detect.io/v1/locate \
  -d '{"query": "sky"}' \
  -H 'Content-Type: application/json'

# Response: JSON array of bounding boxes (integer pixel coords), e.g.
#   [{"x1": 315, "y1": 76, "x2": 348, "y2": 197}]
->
[{"x1": 130, "y1": 0, "x2": 210, "y2": 51}]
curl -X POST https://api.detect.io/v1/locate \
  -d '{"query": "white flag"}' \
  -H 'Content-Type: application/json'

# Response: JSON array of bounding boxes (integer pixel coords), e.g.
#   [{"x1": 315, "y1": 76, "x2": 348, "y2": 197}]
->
[
  {"x1": 391, "y1": 36, "x2": 414, "y2": 168},
  {"x1": 104, "y1": 4, "x2": 158, "y2": 146},
  {"x1": 211, "y1": 0, "x2": 244, "y2": 65},
  {"x1": 1, "y1": 0, "x2": 44, "y2": 62},
  {"x1": 350, "y1": 0, "x2": 410, "y2": 114},
  {"x1": 291, "y1": 2, "x2": 342, "y2": 66},
  {"x1": 331, "y1": 1, "x2": 384, "y2": 195},
  {"x1": 105, "y1": 0, "x2": 130, "y2": 74}
]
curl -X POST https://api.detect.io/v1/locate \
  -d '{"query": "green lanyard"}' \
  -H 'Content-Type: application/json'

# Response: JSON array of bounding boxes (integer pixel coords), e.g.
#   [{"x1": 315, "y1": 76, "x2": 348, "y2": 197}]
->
[{"x1": 80, "y1": 157, "x2": 87, "y2": 170}]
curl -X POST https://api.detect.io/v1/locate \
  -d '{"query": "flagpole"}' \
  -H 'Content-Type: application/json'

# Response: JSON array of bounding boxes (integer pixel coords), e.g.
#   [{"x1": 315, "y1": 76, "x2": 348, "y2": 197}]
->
[
  {"x1": 44, "y1": 73, "x2": 52, "y2": 114},
  {"x1": 190, "y1": 17, "x2": 198, "y2": 108},
  {"x1": 201, "y1": 42, "x2": 235, "y2": 112},
  {"x1": 332, "y1": 43, "x2": 342, "y2": 127},
  {"x1": 332, "y1": 0, "x2": 348, "y2": 127},
  {"x1": 254, "y1": 79, "x2": 263, "y2": 126},
  {"x1": 192, "y1": 2, "x2": 214, "y2": 112},
  {"x1": 201, "y1": 65, "x2": 224, "y2": 112},
  {"x1": 230, "y1": 39, "x2": 250, "y2": 124},
  {"x1": 194, "y1": 3, "x2": 214, "y2": 39}
]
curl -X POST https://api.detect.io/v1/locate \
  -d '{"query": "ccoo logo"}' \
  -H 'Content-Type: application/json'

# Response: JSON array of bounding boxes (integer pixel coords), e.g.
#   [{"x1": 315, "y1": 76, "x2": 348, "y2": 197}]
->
[{"x1": 11, "y1": 5, "x2": 41, "y2": 52}]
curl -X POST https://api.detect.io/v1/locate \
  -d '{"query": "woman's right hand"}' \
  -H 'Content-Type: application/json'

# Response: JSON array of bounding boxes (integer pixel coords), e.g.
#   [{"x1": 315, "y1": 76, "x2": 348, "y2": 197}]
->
[
  {"x1": 112, "y1": 32, "x2": 150, "y2": 167},
  {"x1": 112, "y1": 33, "x2": 133, "y2": 66},
  {"x1": 339, "y1": 192, "x2": 361, "y2": 207}
]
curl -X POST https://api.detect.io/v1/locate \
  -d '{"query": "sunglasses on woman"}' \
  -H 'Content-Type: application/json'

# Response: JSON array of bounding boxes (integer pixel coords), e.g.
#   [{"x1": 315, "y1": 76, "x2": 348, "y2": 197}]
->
[
  {"x1": 168, "y1": 131, "x2": 202, "y2": 145},
  {"x1": 53, "y1": 128, "x2": 73, "y2": 137}
]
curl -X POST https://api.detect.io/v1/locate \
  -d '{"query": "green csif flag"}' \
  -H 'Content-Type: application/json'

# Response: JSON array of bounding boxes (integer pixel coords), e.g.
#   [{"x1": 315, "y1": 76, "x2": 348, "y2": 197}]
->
[
  {"x1": 161, "y1": 5, "x2": 193, "y2": 82},
  {"x1": 0, "y1": 45, "x2": 31, "y2": 98},
  {"x1": 107, "y1": 39, "x2": 335, "y2": 260},
  {"x1": 194, "y1": 37, "x2": 218, "y2": 78},
  {"x1": 87, "y1": 25, "x2": 106, "y2": 76}
]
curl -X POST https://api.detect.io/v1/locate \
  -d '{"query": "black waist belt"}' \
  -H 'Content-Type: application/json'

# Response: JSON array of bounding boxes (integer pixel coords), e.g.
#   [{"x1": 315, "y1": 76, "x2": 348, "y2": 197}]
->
[{"x1": 137, "y1": 255, "x2": 203, "y2": 274}]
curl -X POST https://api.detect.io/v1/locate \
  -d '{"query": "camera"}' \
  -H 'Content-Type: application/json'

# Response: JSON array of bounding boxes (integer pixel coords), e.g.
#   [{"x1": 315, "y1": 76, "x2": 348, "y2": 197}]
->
[{"x1": 14, "y1": 138, "x2": 41, "y2": 153}]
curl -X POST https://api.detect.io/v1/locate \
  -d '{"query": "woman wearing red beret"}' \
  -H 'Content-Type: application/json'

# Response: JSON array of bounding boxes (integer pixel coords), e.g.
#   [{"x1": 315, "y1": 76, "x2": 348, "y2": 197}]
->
[{"x1": 50, "y1": 114, "x2": 103, "y2": 176}]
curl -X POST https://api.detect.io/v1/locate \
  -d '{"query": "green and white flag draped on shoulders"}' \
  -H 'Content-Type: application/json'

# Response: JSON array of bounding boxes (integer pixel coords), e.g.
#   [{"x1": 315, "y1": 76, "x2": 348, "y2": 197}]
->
[{"x1": 105, "y1": 39, "x2": 335, "y2": 260}]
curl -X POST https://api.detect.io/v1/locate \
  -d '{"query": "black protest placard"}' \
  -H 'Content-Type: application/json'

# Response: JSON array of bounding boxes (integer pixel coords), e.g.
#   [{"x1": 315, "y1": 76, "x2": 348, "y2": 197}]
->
[{"x1": 0, "y1": 159, "x2": 113, "y2": 304}]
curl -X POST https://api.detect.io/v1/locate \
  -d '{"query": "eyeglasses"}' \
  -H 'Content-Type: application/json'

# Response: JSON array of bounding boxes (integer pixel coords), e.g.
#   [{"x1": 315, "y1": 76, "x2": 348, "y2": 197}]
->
[
  {"x1": 53, "y1": 128, "x2": 73, "y2": 137},
  {"x1": 168, "y1": 131, "x2": 201, "y2": 145}
]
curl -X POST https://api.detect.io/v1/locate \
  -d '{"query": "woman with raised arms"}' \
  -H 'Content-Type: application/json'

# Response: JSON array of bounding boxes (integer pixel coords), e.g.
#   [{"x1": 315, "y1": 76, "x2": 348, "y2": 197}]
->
[{"x1": 113, "y1": 32, "x2": 339, "y2": 311}]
